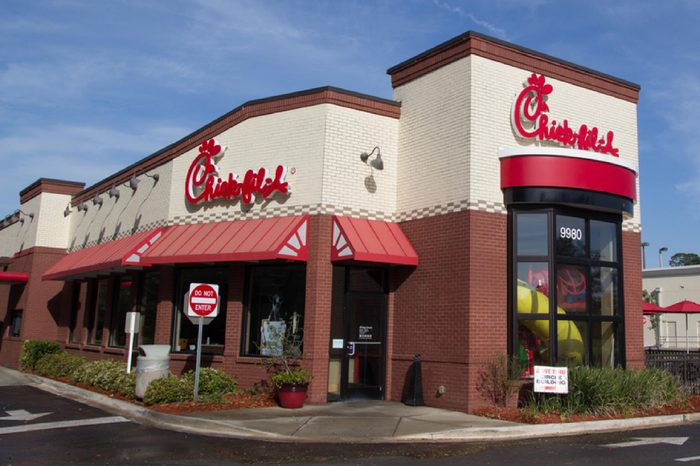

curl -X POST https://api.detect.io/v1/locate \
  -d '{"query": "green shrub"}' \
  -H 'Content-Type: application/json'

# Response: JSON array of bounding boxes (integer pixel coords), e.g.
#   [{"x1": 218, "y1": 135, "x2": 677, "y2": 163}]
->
[
  {"x1": 20, "y1": 340, "x2": 61, "y2": 371},
  {"x1": 143, "y1": 368, "x2": 237, "y2": 405},
  {"x1": 35, "y1": 352, "x2": 87, "y2": 378},
  {"x1": 69, "y1": 359, "x2": 135, "y2": 399},
  {"x1": 476, "y1": 354, "x2": 525, "y2": 407},
  {"x1": 182, "y1": 368, "x2": 237, "y2": 396},
  {"x1": 143, "y1": 374, "x2": 193, "y2": 405},
  {"x1": 524, "y1": 366, "x2": 685, "y2": 416}
]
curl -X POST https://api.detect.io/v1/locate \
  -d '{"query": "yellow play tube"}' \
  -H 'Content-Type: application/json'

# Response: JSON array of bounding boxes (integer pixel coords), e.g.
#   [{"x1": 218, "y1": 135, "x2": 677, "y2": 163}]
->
[{"x1": 517, "y1": 283, "x2": 584, "y2": 364}]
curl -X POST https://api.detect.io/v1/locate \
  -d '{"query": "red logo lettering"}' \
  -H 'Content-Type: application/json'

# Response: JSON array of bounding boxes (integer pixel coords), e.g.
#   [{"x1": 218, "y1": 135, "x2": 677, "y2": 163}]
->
[
  {"x1": 512, "y1": 73, "x2": 619, "y2": 157},
  {"x1": 185, "y1": 139, "x2": 290, "y2": 205}
]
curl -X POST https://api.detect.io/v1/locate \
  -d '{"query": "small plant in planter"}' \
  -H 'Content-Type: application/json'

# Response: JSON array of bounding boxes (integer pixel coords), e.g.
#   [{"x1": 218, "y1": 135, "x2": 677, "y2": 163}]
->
[{"x1": 260, "y1": 309, "x2": 312, "y2": 409}]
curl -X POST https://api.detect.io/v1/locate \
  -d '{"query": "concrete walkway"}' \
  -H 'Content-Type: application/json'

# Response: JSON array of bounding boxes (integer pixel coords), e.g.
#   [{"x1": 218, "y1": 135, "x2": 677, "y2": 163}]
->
[{"x1": 4, "y1": 366, "x2": 700, "y2": 443}]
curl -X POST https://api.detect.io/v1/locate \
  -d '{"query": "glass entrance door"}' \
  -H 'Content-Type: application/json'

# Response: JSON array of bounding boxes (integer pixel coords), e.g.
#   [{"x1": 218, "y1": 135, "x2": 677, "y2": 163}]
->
[{"x1": 343, "y1": 292, "x2": 386, "y2": 400}]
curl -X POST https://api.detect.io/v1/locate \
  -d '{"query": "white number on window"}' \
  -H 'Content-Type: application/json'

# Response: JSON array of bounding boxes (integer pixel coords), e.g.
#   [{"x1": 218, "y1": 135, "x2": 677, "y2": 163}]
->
[{"x1": 559, "y1": 227, "x2": 583, "y2": 240}]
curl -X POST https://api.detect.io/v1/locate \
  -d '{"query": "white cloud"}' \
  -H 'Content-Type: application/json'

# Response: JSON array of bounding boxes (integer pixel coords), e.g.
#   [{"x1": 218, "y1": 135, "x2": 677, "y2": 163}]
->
[{"x1": 431, "y1": 0, "x2": 509, "y2": 39}]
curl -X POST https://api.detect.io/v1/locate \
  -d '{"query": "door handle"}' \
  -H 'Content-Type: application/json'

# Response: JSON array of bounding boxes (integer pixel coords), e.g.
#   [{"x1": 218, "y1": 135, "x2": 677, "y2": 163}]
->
[{"x1": 347, "y1": 342, "x2": 355, "y2": 356}]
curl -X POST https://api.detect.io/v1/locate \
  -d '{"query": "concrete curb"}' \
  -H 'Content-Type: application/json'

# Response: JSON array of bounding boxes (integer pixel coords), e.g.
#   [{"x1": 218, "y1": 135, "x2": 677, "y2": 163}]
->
[{"x1": 12, "y1": 368, "x2": 700, "y2": 444}]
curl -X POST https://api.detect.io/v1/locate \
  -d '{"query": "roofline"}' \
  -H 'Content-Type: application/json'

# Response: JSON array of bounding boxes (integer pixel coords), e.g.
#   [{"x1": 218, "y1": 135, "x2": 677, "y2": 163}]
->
[
  {"x1": 72, "y1": 86, "x2": 399, "y2": 205},
  {"x1": 387, "y1": 31, "x2": 640, "y2": 102},
  {"x1": 643, "y1": 265, "x2": 700, "y2": 278}
]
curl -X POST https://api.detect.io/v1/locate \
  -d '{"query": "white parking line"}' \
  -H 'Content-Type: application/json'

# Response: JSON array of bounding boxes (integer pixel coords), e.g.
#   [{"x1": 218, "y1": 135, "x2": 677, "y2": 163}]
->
[
  {"x1": 676, "y1": 456, "x2": 700, "y2": 462},
  {"x1": 0, "y1": 416, "x2": 129, "y2": 435}
]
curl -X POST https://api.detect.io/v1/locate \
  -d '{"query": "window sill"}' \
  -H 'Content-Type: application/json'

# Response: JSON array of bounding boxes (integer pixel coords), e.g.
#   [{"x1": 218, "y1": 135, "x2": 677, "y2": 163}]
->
[
  {"x1": 170, "y1": 352, "x2": 224, "y2": 363},
  {"x1": 83, "y1": 345, "x2": 102, "y2": 353},
  {"x1": 64, "y1": 343, "x2": 82, "y2": 350},
  {"x1": 104, "y1": 347, "x2": 125, "y2": 355}
]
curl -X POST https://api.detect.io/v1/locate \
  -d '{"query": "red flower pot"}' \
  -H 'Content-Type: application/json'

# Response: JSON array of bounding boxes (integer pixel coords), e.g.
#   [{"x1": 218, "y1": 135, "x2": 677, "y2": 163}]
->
[{"x1": 277, "y1": 383, "x2": 308, "y2": 409}]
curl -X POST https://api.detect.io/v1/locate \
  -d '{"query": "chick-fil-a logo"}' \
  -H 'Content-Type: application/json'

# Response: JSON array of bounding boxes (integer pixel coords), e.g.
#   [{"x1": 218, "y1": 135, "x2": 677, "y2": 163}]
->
[
  {"x1": 185, "y1": 139, "x2": 289, "y2": 205},
  {"x1": 512, "y1": 73, "x2": 619, "y2": 157}
]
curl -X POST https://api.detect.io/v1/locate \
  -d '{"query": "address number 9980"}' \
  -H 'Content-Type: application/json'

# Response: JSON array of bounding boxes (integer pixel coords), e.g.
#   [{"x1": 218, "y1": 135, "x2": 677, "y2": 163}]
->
[{"x1": 559, "y1": 227, "x2": 583, "y2": 240}]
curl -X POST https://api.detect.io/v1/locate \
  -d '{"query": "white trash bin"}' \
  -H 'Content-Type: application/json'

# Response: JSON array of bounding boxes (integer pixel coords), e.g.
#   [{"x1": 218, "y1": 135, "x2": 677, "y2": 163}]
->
[{"x1": 135, "y1": 344, "x2": 171, "y2": 400}]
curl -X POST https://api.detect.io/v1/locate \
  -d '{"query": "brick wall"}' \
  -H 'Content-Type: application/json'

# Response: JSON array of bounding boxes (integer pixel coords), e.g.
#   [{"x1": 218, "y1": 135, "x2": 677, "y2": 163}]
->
[{"x1": 623, "y1": 230, "x2": 643, "y2": 368}]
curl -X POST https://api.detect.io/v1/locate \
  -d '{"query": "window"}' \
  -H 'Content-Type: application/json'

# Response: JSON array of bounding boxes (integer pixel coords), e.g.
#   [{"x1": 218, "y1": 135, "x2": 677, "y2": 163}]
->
[
  {"x1": 242, "y1": 265, "x2": 306, "y2": 357},
  {"x1": 9, "y1": 310, "x2": 22, "y2": 337},
  {"x1": 68, "y1": 282, "x2": 83, "y2": 344},
  {"x1": 511, "y1": 208, "x2": 623, "y2": 373},
  {"x1": 139, "y1": 272, "x2": 159, "y2": 345},
  {"x1": 172, "y1": 268, "x2": 227, "y2": 354},
  {"x1": 109, "y1": 275, "x2": 134, "y2": 347},
  {"x1": 87, "y1": 279, "x2": 108, "y2": 345}
]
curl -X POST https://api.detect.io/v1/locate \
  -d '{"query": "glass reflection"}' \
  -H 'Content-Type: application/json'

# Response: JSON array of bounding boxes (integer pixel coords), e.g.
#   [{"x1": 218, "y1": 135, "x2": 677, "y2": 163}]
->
[
  {"x1": 590, "y1": 220, "x2": 616, "y2": 261},
  {"x1": 591, "y1": 322, "x2": 615, "y2": 367},
  {"x1": 557, "y1": 320, "x2": 587, "y2": 366},
  {"x1": 557, "y1": 265, "x2": 587, "y2": 313},
  {"x1": 517, "y1": 321, "x2": 549, "y2": 378},
  {"x1": 591, "y1": 267, "x2": 617, "y2": 316},
  {"x1": 556, "y1": 215, "x2": 586, "y2": 257},
  {"x1": 517, "y1": 213, "x2": 548, "y2": 256}
]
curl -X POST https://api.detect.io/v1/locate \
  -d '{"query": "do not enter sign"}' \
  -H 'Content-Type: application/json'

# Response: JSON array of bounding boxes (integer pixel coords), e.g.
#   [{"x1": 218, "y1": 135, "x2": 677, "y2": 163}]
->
[{"x1": 187, "y1": 283, "x2": 219, "y2": 318}]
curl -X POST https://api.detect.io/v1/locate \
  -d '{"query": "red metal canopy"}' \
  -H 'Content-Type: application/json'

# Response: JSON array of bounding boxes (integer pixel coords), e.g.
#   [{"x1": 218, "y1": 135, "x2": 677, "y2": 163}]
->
[
  {"x1": 642, "y1": 301, "x2": 666, "y2": 314},
  {"x1": 43, "y1": 228, "x2": 165, "y2": 281},
  {"x1": 664, "y1": 300, "x2": 700, "y2": 313},
  {"x1": 0, "y1": 271, "x2": 29, "y2": 284},
  {"x1": 331, "y1": 216, "x2": 418, "y2": 266},
  {"x1": 141, "y1": 216, "x2": 308, "y2": 265}
]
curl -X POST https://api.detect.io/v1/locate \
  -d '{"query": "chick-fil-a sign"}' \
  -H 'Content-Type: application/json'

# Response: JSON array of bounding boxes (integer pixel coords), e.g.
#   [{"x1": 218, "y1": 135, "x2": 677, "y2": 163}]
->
[
  {"x1": 185, "y1": 139, "x2": 289, "y2": 204},
  {"x1": 512, "y1": 73, "x2": 620, "y2": 157}
]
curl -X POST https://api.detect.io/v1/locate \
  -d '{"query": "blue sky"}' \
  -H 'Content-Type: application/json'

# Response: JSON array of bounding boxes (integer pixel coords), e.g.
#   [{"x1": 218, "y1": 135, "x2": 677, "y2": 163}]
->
[{"x1": 1, "y1": 0, "x2": 698, "y2": 266}]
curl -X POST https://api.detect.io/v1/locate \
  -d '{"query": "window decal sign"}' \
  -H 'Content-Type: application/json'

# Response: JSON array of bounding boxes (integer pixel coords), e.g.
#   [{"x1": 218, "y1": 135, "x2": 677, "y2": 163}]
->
[
  {"x1": 512, "y1": 74, "x2": 620, "y2": 157},
  {"x1": 185, "y1": 138, "x2": 290, "y2": 204}
]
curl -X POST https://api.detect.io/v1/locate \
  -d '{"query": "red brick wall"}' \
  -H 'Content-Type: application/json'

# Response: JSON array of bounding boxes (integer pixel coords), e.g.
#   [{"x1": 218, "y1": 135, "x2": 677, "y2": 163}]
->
[
  {"x1": 623, "y1": 230, "x2": 643, "y2": 368},
  {"x1": 390, "y1": 210, "x2": 508, "y2": 412},
  {"x1": 0, "y1": 248, "x2": 69, "y2": 368}
]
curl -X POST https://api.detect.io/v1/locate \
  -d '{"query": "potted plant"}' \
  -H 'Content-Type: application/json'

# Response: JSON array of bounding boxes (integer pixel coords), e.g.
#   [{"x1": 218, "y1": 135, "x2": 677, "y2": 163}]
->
[{"x1": 261, "y1": 311, "x2": 312, "y2": 409}]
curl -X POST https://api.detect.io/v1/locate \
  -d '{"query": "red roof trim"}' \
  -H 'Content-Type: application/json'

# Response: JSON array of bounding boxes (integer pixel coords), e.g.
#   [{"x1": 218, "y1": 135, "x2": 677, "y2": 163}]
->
[
  {"x1": 331, "y1": 216, "x2": 418, "y2": 266},
  {"x1": 42, "y1": 228, "x2": 164, "y2": 281},
  {"x1": 0, "y1": 272, "x2": 29, "y2": 284},
  {"x1": 141, "y1": 216, "x2": 309, "y2": 265}
]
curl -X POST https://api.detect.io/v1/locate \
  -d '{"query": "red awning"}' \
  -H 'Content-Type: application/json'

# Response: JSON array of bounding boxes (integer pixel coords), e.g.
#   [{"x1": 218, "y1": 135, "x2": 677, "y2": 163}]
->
[
  {"x1": 664, "y1": 300, "x2": 700, "y2": 313},
  {"x1": 642, "y1": 301, "x2": 666, "y2": 314},
  {"x1": 331, "y1": 216, "x2": 418, "y2": 266},
  {"x1": 0, "y1": 271, "x2": 29, "y2": 284},
  {"x1": 141, "y1": 216, "x2": 308, "y2": 264},
  {"x1": 43, "y1": 228, "x2": 165, "y2": 281}
]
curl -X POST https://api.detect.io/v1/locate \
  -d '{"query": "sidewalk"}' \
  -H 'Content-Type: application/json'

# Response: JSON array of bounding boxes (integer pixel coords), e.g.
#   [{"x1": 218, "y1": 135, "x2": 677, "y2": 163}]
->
[{"x1": 5, "y1": 366, "x2": 700, "y2": 443}]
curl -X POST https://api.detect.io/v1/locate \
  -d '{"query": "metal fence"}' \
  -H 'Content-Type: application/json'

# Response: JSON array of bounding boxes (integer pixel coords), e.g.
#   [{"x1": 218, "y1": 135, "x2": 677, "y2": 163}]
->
[{"x1": 645, "y1": 350, "x2": 700, "y2": 395}]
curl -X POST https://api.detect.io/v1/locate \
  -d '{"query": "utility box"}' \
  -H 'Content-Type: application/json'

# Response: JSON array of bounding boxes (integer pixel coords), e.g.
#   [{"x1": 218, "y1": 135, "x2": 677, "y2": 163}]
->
[{"x1": 135, "y1": 344, "x2": 171, "y2": 400}]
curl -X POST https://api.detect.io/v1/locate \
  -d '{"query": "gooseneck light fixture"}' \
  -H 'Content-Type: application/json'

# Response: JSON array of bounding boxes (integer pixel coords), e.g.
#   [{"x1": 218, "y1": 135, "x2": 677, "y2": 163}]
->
[
  {"x1": 92, "y1": 195, "x2": 103, "y2": 206},
  {"x1": 641, "y1": 241, "x2": 650, "y2": 270},
  {"x1": 360, "y1": 146, "x2": 384, "y2": 170},
  {"x1": 108, "y1": 185, "x2": 120, "y2": 199},
  {"x1": 17, "y1": 209, "x2": 34, "y2": 223}
]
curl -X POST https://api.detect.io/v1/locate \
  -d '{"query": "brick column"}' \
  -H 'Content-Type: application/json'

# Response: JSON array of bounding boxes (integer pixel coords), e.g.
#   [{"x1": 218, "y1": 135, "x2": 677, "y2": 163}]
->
[
  {"x1": 623, "y1": 230, "x2": 643, "y2": 369},
  {"x1": 154, "y1": 266, "x2": 174, "y2": 345},
  {"x1": 303, "y1": 215, "x2": 333, "y2": 404}
]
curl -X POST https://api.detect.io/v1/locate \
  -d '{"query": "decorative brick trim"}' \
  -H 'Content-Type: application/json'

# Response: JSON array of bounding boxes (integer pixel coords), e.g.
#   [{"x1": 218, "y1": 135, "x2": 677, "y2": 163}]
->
[
  {"x1": 72, "y1": 87, "x2": 400, "y2": 206},
  {"x1": 622, "y1": 222, "x2": 642, "y2": 233},
  {"x1": 13, "y1": 246, "x2": 67, "y2": 258},
  {"x1": 20, "y1": 178, "x2": 85, "y2": 204},
  {"x1": 388, "y1": 31, "x2": 640, "y2": 103}
]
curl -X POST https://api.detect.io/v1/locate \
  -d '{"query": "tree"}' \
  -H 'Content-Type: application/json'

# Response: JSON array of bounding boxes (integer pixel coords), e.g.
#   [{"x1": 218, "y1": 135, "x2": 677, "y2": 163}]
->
[{"x1": 669, "y1": 252, "x2": 700, "y2": 267}]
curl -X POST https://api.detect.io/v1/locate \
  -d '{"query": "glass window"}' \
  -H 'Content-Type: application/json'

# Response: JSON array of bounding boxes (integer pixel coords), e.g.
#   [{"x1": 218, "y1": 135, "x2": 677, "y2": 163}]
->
[
  {"x1": 557, "y1": 320, "x2": 587, "y2": 366},
  {"x1": 347, "y1": 268, "x2": 385, "y2": 293},
  {"x1": 516, "y1": 213, "x2": 548, "y2": 256},
  {"x1": 516, "y1": 321, "x2": 549, "y2": 378},
  {"x1": 109, "y1": 276, "x2": 134, "y2": 347},
  {"x1": 555, "y1": 215, "x2": 586, "y2": 257},
  {"x1": 516, "y1": 262, "x2": 549, "y2": 314},
  {"x1": 591, "y1": 267, "x2": 618, "y2": 316},
  {"x1": 590, "y1": 220, "x2": 617, "y2": 261},
  {"x1": 139, "y1": 272, "x2": 159, "y2": 345},
  {"x1": 173, "y1": 268, "x2": 227, "y2": 354},
  {"x1": 87, "y1": 279, "x2": 108, "y2": 345},
  {"x1": 69, "y1": 282, "x2": 83, "y2": 344},
  {"x1": 556, "y1": 265, "x2": 587, "y2": 313},
  {"x1": 591, "y1": 322, "x2": 616, "y2": 368},
  {"x1": 9, "y1": 310, "x2": 22, "y2": 337},
  {"x1": 242, "y1": 265, "x2": 306, "y2": 357}
]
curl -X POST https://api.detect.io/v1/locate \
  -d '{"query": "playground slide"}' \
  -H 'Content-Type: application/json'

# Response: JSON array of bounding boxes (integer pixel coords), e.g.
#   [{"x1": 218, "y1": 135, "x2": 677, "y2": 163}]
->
[{"x1": 517, "y1": 283, "x2": 584, "y2": 363}]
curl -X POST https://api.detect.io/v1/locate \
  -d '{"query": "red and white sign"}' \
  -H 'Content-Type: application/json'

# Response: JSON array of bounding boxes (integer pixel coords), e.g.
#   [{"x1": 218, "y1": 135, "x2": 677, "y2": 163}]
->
[
  {"x1": 185, "y1": 138, "x2": 289, "y2": 205},
  {"x1": 187, "y1": 283, "x2": 219, "y2": 318},
  {"x1": 533, "y1": 365, "x2": 568, "y2": 394},
  {"x1": 512, "y1": 73, "x2": 620, "y2": 157}
]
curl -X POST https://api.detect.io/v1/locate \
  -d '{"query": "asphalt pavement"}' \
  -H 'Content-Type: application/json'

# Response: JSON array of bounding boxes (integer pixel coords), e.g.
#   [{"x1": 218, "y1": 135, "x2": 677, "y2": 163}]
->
[{"x1": 3, "y1": 366, "x2": 700, "y2": 444}]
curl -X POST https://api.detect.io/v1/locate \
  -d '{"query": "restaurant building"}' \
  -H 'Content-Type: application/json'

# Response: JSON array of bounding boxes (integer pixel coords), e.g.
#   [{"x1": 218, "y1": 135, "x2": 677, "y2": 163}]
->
[{"x1": 0, "y1": 31, "x2": 642, "y2": 412}]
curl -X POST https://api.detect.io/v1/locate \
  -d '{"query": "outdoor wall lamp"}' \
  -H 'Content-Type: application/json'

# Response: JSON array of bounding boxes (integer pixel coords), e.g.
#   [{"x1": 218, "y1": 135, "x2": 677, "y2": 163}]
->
[
  {"x1": 64, "y1": 204, "x2": 71, "y2": 217},
  {"x1": 17, "y1": 210, "x2": 34, "y2": 223},
  {"x1": 360, "y1": 146, "x2": 384, "y2": 170},
  {"x1": 108, "y1": 185, "x2": 120, "y2": 199},
  {"x1": 129, "y1": 174, "x2": 140, "y2": 190},
  {"x1": 641, "y1": 241, "x2": 650, "y2": 269},
  {"x1": 658, "y1": 247, "x2": 668, "y2": 268},
  {"x1": 92, "y1": 195, "x2": 103, "y2": 206},
  {"x1": 144, "y1": 172, "x2": 160, "y2": 183},
  {"x1": 77, "y1": 202, "x2": 88, "y2": 212}
]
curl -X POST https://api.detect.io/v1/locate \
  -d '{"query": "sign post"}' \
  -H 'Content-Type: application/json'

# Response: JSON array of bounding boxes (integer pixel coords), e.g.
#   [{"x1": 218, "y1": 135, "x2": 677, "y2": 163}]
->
[
  {"x1": 187, "y1": 283, "x2": 219, "y2": 401},
  {"x1": 124, "y1": 312, "x2": 140, "y2": 374}
]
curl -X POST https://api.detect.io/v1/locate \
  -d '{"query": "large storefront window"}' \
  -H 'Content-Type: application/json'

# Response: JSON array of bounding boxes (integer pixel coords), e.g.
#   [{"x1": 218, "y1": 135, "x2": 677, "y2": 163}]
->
[
  {"x1": 87, "y1": 279, "x2": 108, "y2": 345},
  {"x1": 109, "y1": 275, "x2": 134, "y2": 347},
  {"x1": 139, "y1": 272, "x2": 159, "y2": 345},
  {"x1": 511, "y1": 208, "x2": 623, "y2": 374},
  {"x1": 242, "y1": 265, "x2": 306, "y2": 357},
  {"x1": 172, "y1": 268, "x2": 227, "y2": 354}
]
